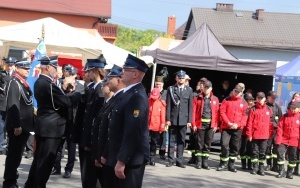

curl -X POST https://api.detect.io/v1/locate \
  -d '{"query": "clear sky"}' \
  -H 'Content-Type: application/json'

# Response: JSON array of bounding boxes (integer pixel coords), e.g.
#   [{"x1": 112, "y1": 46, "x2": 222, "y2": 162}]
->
[{"x1": 110, "y1": 0, "x2": 300, "y2": 31}]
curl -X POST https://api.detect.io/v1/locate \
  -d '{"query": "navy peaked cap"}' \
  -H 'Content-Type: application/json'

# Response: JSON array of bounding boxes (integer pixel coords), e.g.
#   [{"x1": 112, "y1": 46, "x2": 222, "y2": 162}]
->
[
  {"x1": 175, "y1": 70, "x2": 186, "y2": 78},
  {"x1": 123, "y1": 54, "x2": 149, "y2": 73},
  {"x1": 3, "y1": 57, "x2": 17, "y2": 65},
  {"x1": 107, "y1": 64, "x2": 122, "y2": 77},
  {"x1": 85, "y1": 54, "x2": 107, "y2": 70},
  {"x1": 15, "y1": 58, "x2": 31, "y2": 69},
  {"x1": 39, "y1": 55, "x2": 58, "y2": 68}
]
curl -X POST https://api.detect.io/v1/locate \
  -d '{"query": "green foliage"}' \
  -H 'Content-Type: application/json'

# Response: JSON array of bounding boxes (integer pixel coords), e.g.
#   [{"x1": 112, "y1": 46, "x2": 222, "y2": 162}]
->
[{"x1": 115, "y1": 25, "x2": 167, "y2": 54}]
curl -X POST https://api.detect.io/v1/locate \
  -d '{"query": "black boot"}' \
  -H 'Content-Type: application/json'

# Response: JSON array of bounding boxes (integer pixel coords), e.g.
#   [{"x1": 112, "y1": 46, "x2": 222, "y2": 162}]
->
[
  {"x1": 247, "y1": 159, "x2": 253, "y2": 170},
  {"x1": 217, "y1": 160, "x2": 228, "y2": 171},
  {"x1": 258, "y1": 163, "x2": 265, "y2": 176},
  {"x1": 149, "y1": 157, "x2": 155, "y2": 166},
  {"x1": 188, "y1": 152, "x2": 196, "y2": 164},
  {"x1": 251, "y1": 162, "x2": 258, "y2": 175},
  {"x1": 271, "y1": 158, "x2": 278, "y2": 172},
  {"x1": 50, "y1": 168, "x2": 61, "y2": 175},
  {"x1": 241, "y1": 158, "x2": 247, "y2": 169},
  {"x1": 293, "y1": 163, "x2": 299, "y2": 175},
  {"x1": 286, "y1": 166, "x2": 294, "y2": 179},
  {"x1": 265, "y1": 158, "x2": 272, "y2": 171},
  {"x1": 195, "y1": 156, "x2": 202, "y2": 169},
  {"x1": 228, "y1": 159, "x2": 237, "y2": 173},
  {"x1": 202, "y1": 156, "x2": 210, "y2": 170},
  {"x1": 276, "y1": 164, "x2": 285, "y2": 178}
]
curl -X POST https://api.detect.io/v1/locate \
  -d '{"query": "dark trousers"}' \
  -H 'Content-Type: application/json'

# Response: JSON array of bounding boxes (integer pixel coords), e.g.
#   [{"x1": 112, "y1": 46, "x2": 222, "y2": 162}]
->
[
  {"x1": 53, "y1": 135, "x2": 76, "y2": 172},
  {"x1": 240, "y1": 135, "x2": 252, "y2": 158},
  {"x1": 266, "y1": 129, "x2": 277, "y2": 157},
  {"x1": 158, "y1": 131, "x2": 166, "y2": 156},
  {"x1": 99, "y1": 166, "x2": 114, "y2": 188},
  {"x1": 194, "y1": 128, "x2": 214, "y2": 154},
  {"x1": 25, "y1": 134, "x2": 34, "y2": 154},
  {"x1": 25, "y1": 136, "x2": 62, "y2": 188},
  {"x1": 113, "y1": 164, "x2": 146, "y2": 188},
  {"x1": 149, "y1": 131, "x2": 160, "y2": 157},
  {"x1": 3, "y1": 131, "x2": 29, "y2": 187},
  {"x1": 167, "y1": 125, "x2": 187, "y2": 163},
  {"x1": 277, "y1": 144, "x2": 297, "y2": 165},
  {"x1": 251, "y1": 139, "x2": 268, "y2": 162},
  {"x1": 79, "y1": 147, "x2": 102, "y2": 188},
  {"x1": 220, "y1": 129, "x2": 242, "y2": 159},
  {"x1": 188, "y1": 129, "x2": 196, "y2": 152}
]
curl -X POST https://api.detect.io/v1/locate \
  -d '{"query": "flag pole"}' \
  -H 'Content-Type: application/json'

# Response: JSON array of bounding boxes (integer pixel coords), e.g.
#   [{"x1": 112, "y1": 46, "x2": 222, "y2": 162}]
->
[{"x1": 41, "y1": 23, "x2": 45, "y2": 40}]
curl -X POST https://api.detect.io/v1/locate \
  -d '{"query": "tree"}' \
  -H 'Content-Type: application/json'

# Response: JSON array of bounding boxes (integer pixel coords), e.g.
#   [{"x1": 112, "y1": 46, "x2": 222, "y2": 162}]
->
[{"x1": 114, "y1": 25, "x2": 167, "y2": 54}]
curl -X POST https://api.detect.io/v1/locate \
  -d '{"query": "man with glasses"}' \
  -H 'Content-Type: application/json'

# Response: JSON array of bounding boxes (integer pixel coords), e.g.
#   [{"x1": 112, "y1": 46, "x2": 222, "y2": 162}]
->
[
  {"x1": 191, "y1": 80, "x2": 219, "y2": 170},
  {"x1": 25, "y1": 55, "x2": 81, "y2": 188},
  {"x1": 165, "y1": 70, "x2": 193, "y2": 168},
  {"x1": 265, "y1": 91, "x2": 282, "y2": 172},
  {"x1": 2, "y1": 58, "x2": 34, "y2": 188},
  {"x1": 217, "y1": 84, "x2": 248, "y2": 172},
  {"x1": 106, "y1": 54, "x2": 150, "y2": 187}
]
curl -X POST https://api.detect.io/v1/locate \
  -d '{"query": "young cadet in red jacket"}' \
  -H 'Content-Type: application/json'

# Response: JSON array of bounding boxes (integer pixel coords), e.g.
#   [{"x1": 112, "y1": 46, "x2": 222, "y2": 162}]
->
[
  {"x1": 240, "y1": 93, "x2": 255, "y2": 170},
  {"x1": 246, "y1": 92, "x2": 273, "y2": 176},
  {"x1": 148, "y1": 88, "x2": 166, "y2": 166},
  {"x1": 276, "y1": 98, "x2": 300, "y2": 179},
  {"x1": 192, "y1": 80, "x2": 219, "y2": 170},
  {"x1": 217, "y1": 84, "x2": 248, "y2": 172}
]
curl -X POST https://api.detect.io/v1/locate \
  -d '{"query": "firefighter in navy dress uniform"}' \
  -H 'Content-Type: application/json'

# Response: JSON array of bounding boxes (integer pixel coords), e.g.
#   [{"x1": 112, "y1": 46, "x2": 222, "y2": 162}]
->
[
  {"x1": 165, "y1": 70, "x2": 193, "y2": 168},
  {"x1": 92, "y1": 64, "x2": 125, "y2": 188},
  {"x1": 24, "y1": 55, "x2": 81, "y2": 188},
  {"x1": 0, "y1": 57, "x2": 17, "y2": 156},
  {"x1": 2, "y1": 58, "x2": 34, "y2": 188},
  {"x1": 106, "y1": 54, "x2": 150, "y2": 188},
  {"x1": 78, "y1": 55, "x2": 106, "y2": 188}
]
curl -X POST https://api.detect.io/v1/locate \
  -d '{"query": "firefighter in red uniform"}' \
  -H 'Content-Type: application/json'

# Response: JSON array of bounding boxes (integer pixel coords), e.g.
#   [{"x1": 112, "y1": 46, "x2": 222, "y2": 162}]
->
[
  {"x1": 240, "y1": 93, "x2": 255, "y2": 170},
  {"x1": 189, "y1": 77, "x2": 207, "y2": 165},
  {"x1": 275, "y1": 98, "x2": 300, "y2": 179},
  {"x1": 217, "y1": 84, "x2": 248, "y2": 172},
  {"x1": 192, "y1": 80, "x2": 219, "y2": 170},
  {"x1": 246, "y1": 92, "x2": 273, "y2": 176}
]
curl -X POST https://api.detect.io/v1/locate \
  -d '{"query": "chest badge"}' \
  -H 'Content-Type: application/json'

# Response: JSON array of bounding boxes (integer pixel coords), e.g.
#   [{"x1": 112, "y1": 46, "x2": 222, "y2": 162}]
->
[
  {"x1": 296, "y1": 120, "x2": 299, "y2": 124},
  {"x1": 266, "y1": 111, "x2": 270, "y2": 115},
  {"x1": 240, "y1": 104, "x2": 244, "y2": 108},
  {"x1": 133, "y1": 110, "x2": 140, "y2": 118},
  {"x1": 213, "y1": 101, "x2": 216, "y2": 105}
]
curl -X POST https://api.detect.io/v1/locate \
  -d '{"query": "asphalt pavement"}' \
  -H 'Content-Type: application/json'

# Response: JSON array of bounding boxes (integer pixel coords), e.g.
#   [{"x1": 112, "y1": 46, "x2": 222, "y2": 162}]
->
[{"x1": 0, "y1": 150, "x2": 299, "y2": 188}]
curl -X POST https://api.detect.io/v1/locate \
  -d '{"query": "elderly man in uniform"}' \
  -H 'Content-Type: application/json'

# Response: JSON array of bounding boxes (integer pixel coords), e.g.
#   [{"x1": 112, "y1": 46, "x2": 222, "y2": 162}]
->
[
  {"x1": 106, "y1": 54, "x2": 150, "y2": 188},
  {"x1": 165, "y1": 70, "x2": 193, "y2": 168},
  {"x1": 24, "y1": 55, "x2": 81, "y2": 188},
  {"x1": 0, "y1": 57, "x2": 17, "y2": 155},
  {"x1": 2, "y1": 58, "x2": 34, "y2": 188}
]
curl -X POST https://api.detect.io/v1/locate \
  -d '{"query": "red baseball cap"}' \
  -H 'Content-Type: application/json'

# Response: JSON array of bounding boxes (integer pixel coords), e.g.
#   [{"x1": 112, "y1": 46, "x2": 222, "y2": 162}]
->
[{"x1": 150, "y1": 88, "x2": 160, "y2": 100}]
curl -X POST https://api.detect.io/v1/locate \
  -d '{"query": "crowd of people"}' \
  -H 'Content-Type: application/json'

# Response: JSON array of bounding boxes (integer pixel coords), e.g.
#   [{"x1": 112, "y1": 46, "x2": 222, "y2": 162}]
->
[
  {"x1": 0, "y1": 55, "x2": 150, "y2": 188},
  {"x1": 0, "y1": 55, "x2": 300, "y2": 188},
  {"x1": 149, "y1": 69, "x2": 300, "y2": 180}
]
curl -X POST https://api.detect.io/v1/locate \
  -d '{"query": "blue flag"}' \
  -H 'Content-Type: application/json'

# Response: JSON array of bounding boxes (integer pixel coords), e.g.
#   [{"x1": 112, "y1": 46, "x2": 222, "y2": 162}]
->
[{"x1": 27, "y1": 40, "x2": 47, "y2": 109}]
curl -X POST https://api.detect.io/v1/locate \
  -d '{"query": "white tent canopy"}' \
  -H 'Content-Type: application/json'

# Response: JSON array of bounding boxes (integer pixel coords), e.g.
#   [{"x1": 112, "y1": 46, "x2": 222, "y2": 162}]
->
[{"x1": 0, "y1": 17, "x2": 131, "y2": 67}]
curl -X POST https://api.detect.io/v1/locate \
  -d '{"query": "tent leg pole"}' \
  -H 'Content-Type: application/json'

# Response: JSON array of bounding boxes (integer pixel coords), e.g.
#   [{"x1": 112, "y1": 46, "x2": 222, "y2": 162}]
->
[
  {"x1": 272, "y1": 76, "x2": 275, "y2": 91},
  {"x1": 150, "y1": 62, "x2": 157, "y2": 91}
]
